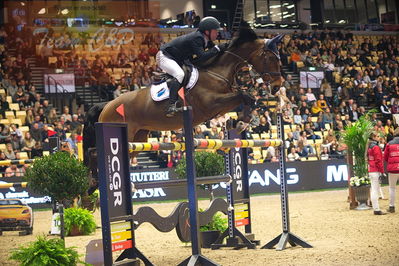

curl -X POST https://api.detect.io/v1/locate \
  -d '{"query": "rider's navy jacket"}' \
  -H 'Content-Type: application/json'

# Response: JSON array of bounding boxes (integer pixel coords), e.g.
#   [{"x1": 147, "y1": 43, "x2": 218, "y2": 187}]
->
[{"x1": 161, "y1": 30, "x2": 219, "y2": 65}]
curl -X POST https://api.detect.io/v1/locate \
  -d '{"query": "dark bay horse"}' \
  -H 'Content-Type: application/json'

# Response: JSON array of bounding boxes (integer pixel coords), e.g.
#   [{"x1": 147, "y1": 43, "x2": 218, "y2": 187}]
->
[
  {"x1": 95, "y1": 28, "x2": 283, "y2": 144},
  {"x1": 83, "y1": 28, "x2": 283, "y2": 190}
]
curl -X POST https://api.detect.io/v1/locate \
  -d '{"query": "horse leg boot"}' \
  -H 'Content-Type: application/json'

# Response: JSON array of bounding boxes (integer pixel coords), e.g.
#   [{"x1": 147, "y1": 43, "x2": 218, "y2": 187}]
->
[{"x1": 165, "y1": 78, "x2": 182, "y2": 117}]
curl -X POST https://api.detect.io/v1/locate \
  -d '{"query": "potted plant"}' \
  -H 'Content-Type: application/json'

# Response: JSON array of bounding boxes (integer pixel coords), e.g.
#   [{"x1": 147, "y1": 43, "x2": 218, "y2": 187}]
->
[
  {"x1": 63, "y1": 207, "x2": 97, "y2": 236},
  {"x1": 199, "y1": 211, "x2": 228, "y2": 248},
  {"x1": 9, "y1": 235, "x2": 84, "y2": 265},
  {"x1": 341, "y1": 113, "x2": 374, "y2": 210},
  {"x1": 24, "y1": 151, "x2": 89, "y2": 208},
  {"x1": 175, "y1": 151, "x2": 225, "y2": 200}
]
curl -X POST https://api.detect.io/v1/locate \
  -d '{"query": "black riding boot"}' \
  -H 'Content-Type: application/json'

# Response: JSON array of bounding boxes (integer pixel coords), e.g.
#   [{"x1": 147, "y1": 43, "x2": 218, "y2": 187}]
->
[{"x1": 165, "y1": 78, "x2": 182, "y2": 117}]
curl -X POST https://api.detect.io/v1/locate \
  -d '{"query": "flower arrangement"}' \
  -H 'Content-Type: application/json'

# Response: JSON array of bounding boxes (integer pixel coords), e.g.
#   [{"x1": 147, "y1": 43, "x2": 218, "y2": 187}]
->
[{"x1": 349, "y1": 176, "x2": 371, "y2": 187}]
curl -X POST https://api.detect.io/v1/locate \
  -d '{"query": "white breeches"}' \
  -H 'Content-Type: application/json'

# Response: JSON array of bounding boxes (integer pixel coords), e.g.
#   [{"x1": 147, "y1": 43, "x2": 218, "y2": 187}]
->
[
  {"x1": 388, "y1": 173, "x2": 399, "y2": 207},
  {"x1": 156, "y1": 51, "x2": 184, "y2": 83},
  {"x1": 369, "y1": 172, "x2": 381, "y2": 211}
]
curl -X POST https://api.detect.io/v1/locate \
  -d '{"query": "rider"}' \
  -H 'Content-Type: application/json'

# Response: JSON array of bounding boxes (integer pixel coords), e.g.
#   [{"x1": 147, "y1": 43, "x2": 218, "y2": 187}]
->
[{"x1": 156, "y1": 16, "x2": 228, "y2": 117}]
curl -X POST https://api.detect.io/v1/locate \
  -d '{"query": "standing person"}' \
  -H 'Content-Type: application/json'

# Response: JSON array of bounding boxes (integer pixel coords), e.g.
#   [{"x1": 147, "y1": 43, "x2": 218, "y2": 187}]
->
[
  {"x1": 368, "y1": 132, "x2": 385, "y2": 215},
  {"x1": 384, "y1": 128, "x2": 399, "y2": 213},
  {"x1": 156, "y1": 16, "x2": 227, "y2": 117}
]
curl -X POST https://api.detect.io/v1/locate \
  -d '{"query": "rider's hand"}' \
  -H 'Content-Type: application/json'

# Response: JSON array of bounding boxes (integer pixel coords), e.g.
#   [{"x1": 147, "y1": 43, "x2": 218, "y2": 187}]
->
[{"x1": 215, "y1": 42, "x2": 229, "y2": 53}]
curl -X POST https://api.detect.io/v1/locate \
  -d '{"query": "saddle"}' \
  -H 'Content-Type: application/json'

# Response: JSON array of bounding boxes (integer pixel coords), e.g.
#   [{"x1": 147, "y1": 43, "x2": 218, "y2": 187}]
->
[
  {"x1": 152, "y1": 64, "x2": 193, "y2": 88},
  {"x1": 150, "y1": 64, "x2": 199, "y2": 102}
]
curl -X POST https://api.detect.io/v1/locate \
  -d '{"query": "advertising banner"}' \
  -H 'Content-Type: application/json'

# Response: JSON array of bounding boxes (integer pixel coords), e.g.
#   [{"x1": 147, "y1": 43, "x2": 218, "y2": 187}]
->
[
  {"x1": 0, "y1": 176, "x2": 51, "y2": 208},
  {"x1": 130, "y1": 160, "x2": 349, "y2": 202}
]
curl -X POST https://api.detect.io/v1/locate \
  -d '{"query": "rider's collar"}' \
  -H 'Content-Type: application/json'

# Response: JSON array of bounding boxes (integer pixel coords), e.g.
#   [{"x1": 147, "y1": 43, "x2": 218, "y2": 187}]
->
[{"x1": 201, "y1": 32, "x2": 209, "y2": 47}]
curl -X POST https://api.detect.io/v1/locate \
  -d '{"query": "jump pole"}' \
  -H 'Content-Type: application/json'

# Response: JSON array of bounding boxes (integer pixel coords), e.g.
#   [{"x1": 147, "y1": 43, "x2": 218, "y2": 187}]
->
[
  {"x1": 178, "y1": 105, "x2": 219, "y2": 266},
  {"x1": 261, "y1": 113, "x2": 312, "y2": 250}
]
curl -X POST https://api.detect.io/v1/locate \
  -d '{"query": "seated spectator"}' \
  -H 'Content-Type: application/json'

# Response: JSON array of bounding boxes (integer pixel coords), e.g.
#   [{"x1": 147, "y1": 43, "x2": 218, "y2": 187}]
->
[
  {"x1": 287, "y1": 147, "x2": 300, "y2": 161},
  {"x1": 304, "y1": 123, "x2": 321, "y2": 140},
  {"x1": 113, "y1": 84, "x2": 123, "y2": 99},
  {"x1": 285, "y1": 132, "x2": 295, "y2": 149},
  {"x1": 0, "y1": 95, "x2": 9, "y2": 119},
  {"x1": 293, "y1": 109, "x2": 303, "y2": 125},
  {"x1": 385, "y1": 119, "x2": 395, "y2": 142},
  {"x1": 193, "y1": 126, "x2": 205, "y2": 139},
  {"x1": 321, "y1": 108, "x2": 334, "y2": 125},
  {"x1": 10, "y1": 132, "x2": 24, "y2": 152},
  {"x1": 204, "y1": 127, "x2": 219, "y2": 139},
  {"x1": 10, "y1": 124, "x2": 22, "y2": 139},
  {"x1": 131, "y1": 157, "x2": 143, "y2": 170},
  {"x1": 311, "y1": 101, "x2": 323, "y2": 116},
  {"x1": 70, "y1": 114, "x2": 82, "y2": 132},
  {"x1": 13, "y1": 87, "x2": 25, "y2": 104},
  {"x1": 317, "y1": 94, "x2": 328, "y2": 110},
  {"x1": 306, "y1": 88, "x2": 317, "y2": 104},
  {"x1": 54, "y1": 122, "x2": 67, "y2": 141},
  {"x1": 4, "y1": 164, "x2": 23, "y2": 177},
  {"x1": 282, "y1": 110, "x2": 293, "y2": 125},
  {"x1": 61, "y1": 106, "x2": 72, "y2": 122},
  {"x1": 249, "y1": 109, "x2": 260, "y2": 127},
  {"x1": 374, "y1": 120, "x2": 385, "y2": 135},
  {"x1": 209, "y1": 113, "x2": 230, "y2": 128},
  {"x1": 4, "y1": 143, "x2": 16, "y2": 160},
  {"x1": 292, "y1": 125, "x2": 302, "y2": 140},
  {"x1": 253, "y1": 116, "x2": 270, "y2": 134},
  {"x1": 304, "y1": 116, "x2": 319, "y2": 131},
  {"x1": 65, "y1": 132, "x2": 78, "y2": 155},
  {"x1": 380, "y1": 99, "x2": 391, "y2": 122},
  {"x1": 320, "y1": 147, "x2": 330, "y2": 160},
  {"x1": 47, "y1": 108, "x2": 58, "y2": 126},
  {"x1": 21, "y1": 131, "x2": 36, "y2": 158},
  {"x1": 329, "y1": 143, "x2": 344, "y2": 159},
  {"x1": 301, "y1": 108, "x2": 311, "y2": 123},
  {"x1": 20, "y1": 93, "x2": 34, "y2": 110},
  {"x1": 30, "y1": 141, "x2": 43, "y2": 158},
  {"x1": 297, "y1": 139, "x2": 314, "y2": 157}
]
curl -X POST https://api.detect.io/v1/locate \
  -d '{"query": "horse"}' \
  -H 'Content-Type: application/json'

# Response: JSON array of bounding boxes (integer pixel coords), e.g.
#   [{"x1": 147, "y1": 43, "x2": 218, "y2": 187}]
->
[{"x1": 83, "y1": 27, "x2": 283, "y2": 191}]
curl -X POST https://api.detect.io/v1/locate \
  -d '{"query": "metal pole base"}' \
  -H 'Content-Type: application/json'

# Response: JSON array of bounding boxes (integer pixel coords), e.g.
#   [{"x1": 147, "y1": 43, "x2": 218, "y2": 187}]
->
[
  {"x1": 261, "y1": 232, "x2": 312, "y2": 251},
  {"x1": 211, "y1": 227, "x2": 259, "y2": 250},
  {"x1": 178, "y1": 255, "x2": 220, "y2": 266}
]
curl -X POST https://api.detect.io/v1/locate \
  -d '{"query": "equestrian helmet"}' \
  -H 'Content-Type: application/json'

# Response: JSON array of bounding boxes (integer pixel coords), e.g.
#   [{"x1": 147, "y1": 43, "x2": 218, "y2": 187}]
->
[{"x1": 198, "y1": 17, "x2": 222, "y2": 32}]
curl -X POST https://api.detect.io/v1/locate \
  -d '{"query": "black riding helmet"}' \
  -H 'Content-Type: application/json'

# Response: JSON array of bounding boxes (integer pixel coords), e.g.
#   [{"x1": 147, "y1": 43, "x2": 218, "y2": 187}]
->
[{"x1": 198, "y1": 16, "x2": 222, "y2": 32}]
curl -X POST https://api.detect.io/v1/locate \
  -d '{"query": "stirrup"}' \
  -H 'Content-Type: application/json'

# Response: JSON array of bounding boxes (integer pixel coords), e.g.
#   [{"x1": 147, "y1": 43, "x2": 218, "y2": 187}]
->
[{"x1": 165, "y1": 103, "x2": 178, "y2": 117}]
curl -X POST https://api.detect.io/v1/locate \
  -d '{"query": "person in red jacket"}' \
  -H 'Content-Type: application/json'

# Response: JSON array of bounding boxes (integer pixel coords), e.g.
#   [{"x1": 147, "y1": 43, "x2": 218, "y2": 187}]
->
[
  {"x1": 368, "y1": 132, "x2": 385, "y2": 215},
  {"x1": 383, "y1": 128, "x2": 399, "y2": 213}
]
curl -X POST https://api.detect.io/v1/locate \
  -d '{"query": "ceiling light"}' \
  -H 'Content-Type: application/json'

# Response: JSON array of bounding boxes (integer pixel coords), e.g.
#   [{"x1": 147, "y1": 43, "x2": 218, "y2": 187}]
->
[
  {"x1": 38, "y1": 8, "x2": 46, "y2": 14},
  {"x1": 61, "y1": 9, "x2": 69, "y2": 15}
]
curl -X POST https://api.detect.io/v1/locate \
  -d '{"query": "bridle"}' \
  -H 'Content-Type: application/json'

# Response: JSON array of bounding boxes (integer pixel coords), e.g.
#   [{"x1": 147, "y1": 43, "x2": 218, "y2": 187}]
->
[{"x1": 205, "y1": 41, "x2": 282, "y2": 92}]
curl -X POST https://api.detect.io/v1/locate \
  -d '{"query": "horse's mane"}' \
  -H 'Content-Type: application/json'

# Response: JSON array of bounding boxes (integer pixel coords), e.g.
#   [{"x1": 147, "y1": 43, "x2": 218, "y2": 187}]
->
[
  {"x1": 196, "y1": 23, "x2": 259, "y2": 68},
  {"x1": 229, "y1": 24, "x2": 259, "y2": 48}
]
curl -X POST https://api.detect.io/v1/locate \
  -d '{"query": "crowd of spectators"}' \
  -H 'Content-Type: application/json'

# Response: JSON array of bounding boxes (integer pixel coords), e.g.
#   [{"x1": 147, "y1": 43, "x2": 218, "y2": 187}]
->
[
  {"x1": 0, "y1": 22, "x2": 399, "y2": 171},
  {"x1": 0, "y1": 24, "x2": 84, "y2": 177}
]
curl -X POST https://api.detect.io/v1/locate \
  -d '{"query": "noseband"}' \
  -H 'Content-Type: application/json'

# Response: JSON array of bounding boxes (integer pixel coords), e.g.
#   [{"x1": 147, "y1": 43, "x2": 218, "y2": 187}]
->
[{"x1": 223, "y1": 47, "x2": 281, "y2": 91}]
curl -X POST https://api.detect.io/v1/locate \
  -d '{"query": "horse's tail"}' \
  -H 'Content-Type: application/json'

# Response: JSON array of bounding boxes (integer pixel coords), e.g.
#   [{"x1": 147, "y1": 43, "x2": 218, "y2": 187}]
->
[
  {"x1": 83, "y1": 102, "x2": 108, "y2": 195},
  {"x1": 83, "y1": 102, "x2": 107, "y2": 166}
]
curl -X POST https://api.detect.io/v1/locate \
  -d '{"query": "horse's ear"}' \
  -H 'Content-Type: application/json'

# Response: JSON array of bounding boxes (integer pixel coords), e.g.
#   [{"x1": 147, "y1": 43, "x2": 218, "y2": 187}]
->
[
  {"x1": 266, "y1": 34, "x2": 284, "y2": 52},
  {"x1": 277, "y1": 34, "x2": 285, "y2": 43}
]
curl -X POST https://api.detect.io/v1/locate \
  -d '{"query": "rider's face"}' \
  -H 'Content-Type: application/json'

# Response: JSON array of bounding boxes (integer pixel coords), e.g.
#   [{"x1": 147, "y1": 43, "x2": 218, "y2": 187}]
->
[{"x1": 207, "y1": 29, "x2": 218, "y2": 41}]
